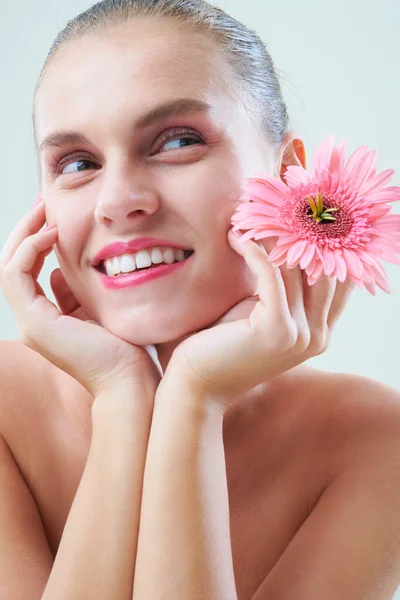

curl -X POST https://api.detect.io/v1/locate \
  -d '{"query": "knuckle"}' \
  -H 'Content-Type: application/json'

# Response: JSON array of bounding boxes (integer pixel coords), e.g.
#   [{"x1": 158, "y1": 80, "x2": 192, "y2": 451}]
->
[
  {"x1": 309, "y1": 326, "x2": 331, "y2": 355},
  {"x1": 296, "y1": 326, "x2": 311, "y2": 352},
  {"x1": 277, "y1": 320, "x2": 299, "y2": 350},
  {"x1": 19, "y1": 329, "x2": 35, "y2": 349},
  {"x1": 1, "y1": 261, "x2": 14, "y2": 282}
]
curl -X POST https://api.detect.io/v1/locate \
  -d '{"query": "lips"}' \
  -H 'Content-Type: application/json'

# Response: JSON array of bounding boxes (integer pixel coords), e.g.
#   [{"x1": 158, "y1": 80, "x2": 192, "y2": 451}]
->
[
  {"x1": 95, "y1": 249, "x2": 194, "y2": 274},
  {"x1": 92, "y1": 237, "x2": 193, "y2": 268},
  {"x1": 95, "y1": 249, "x2": 195, "y2": 289}
]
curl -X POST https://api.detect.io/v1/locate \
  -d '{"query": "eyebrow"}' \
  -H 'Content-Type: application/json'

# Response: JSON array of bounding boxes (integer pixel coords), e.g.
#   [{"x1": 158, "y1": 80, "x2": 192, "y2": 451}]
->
[{"x1": 38, "y1": 98, "x2": 212, "y2": 154}]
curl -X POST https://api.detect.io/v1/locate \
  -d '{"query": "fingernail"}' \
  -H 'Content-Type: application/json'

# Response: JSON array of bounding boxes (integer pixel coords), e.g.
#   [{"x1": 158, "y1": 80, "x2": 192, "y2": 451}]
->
[
  {"x1": 43, "y1": 224, "x2": 56, "y2": 232},
  {"x1": 32, "y1": 192, "x2": 43, "y2": 209}
]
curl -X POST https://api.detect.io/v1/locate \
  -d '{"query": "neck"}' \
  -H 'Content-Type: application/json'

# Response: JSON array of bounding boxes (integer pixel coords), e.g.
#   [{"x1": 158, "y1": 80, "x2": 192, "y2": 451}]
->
[{"x1": 152, "y1": 340, "x2": 314, "y2": 431}]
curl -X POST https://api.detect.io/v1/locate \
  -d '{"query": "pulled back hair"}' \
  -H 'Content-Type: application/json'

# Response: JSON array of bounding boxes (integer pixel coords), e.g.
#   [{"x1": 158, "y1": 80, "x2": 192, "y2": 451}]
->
[{"x1": 33, "y1": 0, "x2": 290, "y2": 149}]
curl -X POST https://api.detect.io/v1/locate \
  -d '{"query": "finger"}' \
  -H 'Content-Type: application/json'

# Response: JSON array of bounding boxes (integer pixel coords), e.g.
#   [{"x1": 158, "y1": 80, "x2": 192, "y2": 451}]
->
[
  {"x1": 253, "y1": 235, "x2": 306, "y2": 322},
  {"x1": 0, "y1": 197, "x2": 46, "y2": 264},
  {"x1": 3, "y1": 226, "x2": 59, "y2": 317},
  {"x1": 327, "y1": 279, "x2": 356, "y2": 331},
  {"x1": 31, "y1": 244, "x2": 54, "y2": 281},
  {"x1": 50, "y1": 268, "x2": 81, "y2": 315},
  {"x1": 303, "y1": 271, "x2": 337, "y2": 334},
  {"x1": 276, "y1": 262, "x2": 307, "y2": 324},
  {"x1": 237, "y1": 233, "x2": 307, "y2": 328},
  {"x1": 228, "y1": 230, "x2": 292, "y2": 321}
]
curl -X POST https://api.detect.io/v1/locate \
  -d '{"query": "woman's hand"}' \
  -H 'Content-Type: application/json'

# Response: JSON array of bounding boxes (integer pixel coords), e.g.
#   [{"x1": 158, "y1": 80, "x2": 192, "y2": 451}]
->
[
  {"x1": 162, "y1": 229, "x2": 356, "y2": 412},
  {"x1": 0, "y1": 195, "x2": 161, "y2": 398}
]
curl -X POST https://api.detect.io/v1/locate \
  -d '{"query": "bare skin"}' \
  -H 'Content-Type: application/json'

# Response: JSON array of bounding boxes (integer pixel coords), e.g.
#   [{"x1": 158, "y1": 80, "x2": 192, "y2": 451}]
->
[
  {"x1": 1, "y1": 339, "x2": 399, "y2": 599},
  {"x1": 1, "y1": 17, "x2": 400, "y2": 600}
]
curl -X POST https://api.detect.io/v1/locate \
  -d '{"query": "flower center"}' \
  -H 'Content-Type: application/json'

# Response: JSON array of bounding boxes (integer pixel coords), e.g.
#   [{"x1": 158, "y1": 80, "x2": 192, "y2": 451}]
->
[
  {"x1": 294, "y1": 193, "x2": 353, "y2": 239},
  {"x1": 307, "y1": 193, "x2": 338, "y2": 223}
]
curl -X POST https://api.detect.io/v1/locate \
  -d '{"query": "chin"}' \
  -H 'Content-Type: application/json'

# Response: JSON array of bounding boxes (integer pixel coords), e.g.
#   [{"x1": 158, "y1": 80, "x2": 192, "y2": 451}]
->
[{"x1": 93, "y1": 309, "x2": 206, "y2": 348}]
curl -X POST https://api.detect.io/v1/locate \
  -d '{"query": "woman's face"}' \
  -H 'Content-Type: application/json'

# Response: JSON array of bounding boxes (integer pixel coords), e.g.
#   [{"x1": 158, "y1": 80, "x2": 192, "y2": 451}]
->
[{"x1": 33, "y1": 19, "x2": 278, "y2": 352}]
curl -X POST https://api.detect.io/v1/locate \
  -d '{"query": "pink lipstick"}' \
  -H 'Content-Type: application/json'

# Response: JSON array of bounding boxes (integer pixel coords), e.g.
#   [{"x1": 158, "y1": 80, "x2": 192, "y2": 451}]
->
[{"x1": 96, "y1": 252, "x2": 194, "y2": 290}]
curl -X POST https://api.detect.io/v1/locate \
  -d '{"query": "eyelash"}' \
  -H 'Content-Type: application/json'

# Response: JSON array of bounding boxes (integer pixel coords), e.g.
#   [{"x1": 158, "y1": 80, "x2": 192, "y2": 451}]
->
[{"x1": 51, "y1": 126, "x2": 205, "y2": 175}]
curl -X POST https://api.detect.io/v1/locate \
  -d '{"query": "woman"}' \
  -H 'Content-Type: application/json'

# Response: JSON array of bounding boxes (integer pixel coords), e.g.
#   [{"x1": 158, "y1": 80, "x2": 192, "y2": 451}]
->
[{"x1": 1, "y1": 1, "x2": 400, "y2": 599}]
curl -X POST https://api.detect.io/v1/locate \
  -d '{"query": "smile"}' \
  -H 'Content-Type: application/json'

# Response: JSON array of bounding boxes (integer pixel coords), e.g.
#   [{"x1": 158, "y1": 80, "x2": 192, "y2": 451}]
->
[{"x1": 94, "y1": 250, "x2": 195, "y2": 290}]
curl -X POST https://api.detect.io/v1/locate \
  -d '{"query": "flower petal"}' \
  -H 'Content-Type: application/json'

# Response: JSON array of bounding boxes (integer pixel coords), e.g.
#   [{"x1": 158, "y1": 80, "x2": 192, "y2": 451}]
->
[
  {"x1": 329, "y1": 139, "x2": 347, "y2": 177},
  {"x1": 364, "y1": 263, "x2": 391, "y2": 294},
  {"x1": 239, "y1": 203, "x2": 282, "y2": 218},
  {"x1": 252, "y1": 229, "x2": 288, "y2": 240},
  {"x1": 363, "y1": 280, "x2": 377, "y2": 296},
  {"x1": 233, "y1": 229, "x2": 259, "y2": 243},
  {"x1": 310, "y1": 135, "x2": 335, "y2": 178},
  {"x1": 343, "y1": 146, "x2": 371, "y2": 185},
  {"x1": 368, "y1": 205, "x2": 392, "y2": 222},
  {"x1": 299, "y1": 243, "x2": 316, "y2": 270},
  {"x1": 334, "y1": 251, "x2": 347, "y2": 282},
  {"x1": 322, "y1": 247, "x2": 337, "y2": 276},
  {"x1": 246, "y1": 174, "x2": 289, "y2": 197},
  {"x1": 268, "y1": 242, "x2": 293, "y2": 264},
  {"x1": 341, "y1": 248, "x2": 365, "y2": 279},
  {"x1": 241, "y1": 184, "x2": 285, "y2": 208},
  {"x1": 229, "y1": 135, "x2": 400, "y2": 296},
  {"x1": 276, "y1": 234, "x2": 300, "y2": 246},
  {"x1": 309, "y1": 260, "x2": 324, "y2": 282},
  {"x1": 286, "y1": 239, "x2": 309, "y2": 267},
  {"x1": 283, "y1": 165, "x2": 311, "y2": 188},
  {"x1": 366, "y1": 185, "x2": 400, "y2": 204},
  {"x1": 347, "y1": 149, "x2": 377, "y2": 189},
  {"x1": 359, "y1": 169, "x2": 395, "y2": 195}
]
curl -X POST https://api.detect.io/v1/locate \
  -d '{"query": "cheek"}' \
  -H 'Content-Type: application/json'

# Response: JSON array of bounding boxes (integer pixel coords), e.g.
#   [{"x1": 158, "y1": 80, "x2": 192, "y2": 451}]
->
[
  {"x1": 168, "y1": 159, "x2": 242, "y2": 224},
  {"x1": 52, "y1": 219, "x2": 89, "y2": 274}
]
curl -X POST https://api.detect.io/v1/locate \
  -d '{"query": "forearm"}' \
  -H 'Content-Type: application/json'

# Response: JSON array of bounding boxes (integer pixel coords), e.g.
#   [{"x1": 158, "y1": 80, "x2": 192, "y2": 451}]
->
[
  {"x1": 41, "y1": 382, "x2": 154, "y2": 600},
  {"x1": 132, "y1": 380, "x2": 238, "y2": 600}
]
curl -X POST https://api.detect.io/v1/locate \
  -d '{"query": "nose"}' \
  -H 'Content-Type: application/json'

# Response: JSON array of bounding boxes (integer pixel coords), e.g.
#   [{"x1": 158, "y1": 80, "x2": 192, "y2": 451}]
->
[{"x1": 94, "y1": 174, "x2": 160, "y2": 228}]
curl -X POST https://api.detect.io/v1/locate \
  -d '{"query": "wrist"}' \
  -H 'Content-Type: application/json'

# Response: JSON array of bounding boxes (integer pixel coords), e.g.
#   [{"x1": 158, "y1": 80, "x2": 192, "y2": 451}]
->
[
  {"x1": 92, "y1": 378, "x2": 155, "y2": 420},
  {"x1": 156, "y1": 368, "x2": 225, "y2": 420}
]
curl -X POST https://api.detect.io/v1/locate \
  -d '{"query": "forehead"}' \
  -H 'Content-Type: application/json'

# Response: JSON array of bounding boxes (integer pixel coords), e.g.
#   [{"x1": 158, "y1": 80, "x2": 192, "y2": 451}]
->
[{"x1": 34, "y1": 20, "x2": 239, "y2": 140}]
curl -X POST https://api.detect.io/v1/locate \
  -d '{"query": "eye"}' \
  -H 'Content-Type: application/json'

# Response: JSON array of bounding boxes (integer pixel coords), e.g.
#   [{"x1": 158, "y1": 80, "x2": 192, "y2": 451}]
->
[
  {"x1": 156, "y1": 127, "x2": 204, "y2": 153},
  {"x1": 56, "y1": 156, "x2": 99, "y2": 175},
  {"x1": 52, "y1": 127, "x2": 205, "y2": 175}
]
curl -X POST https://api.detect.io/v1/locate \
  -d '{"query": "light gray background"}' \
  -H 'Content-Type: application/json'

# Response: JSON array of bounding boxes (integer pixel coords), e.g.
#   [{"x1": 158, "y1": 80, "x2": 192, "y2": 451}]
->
[
  {"x1": 1, "y1": 1, "x2": 400, "y2": 598},
  {"x1": 1, "y1": 0, "x2": 399, "y2": 397}
]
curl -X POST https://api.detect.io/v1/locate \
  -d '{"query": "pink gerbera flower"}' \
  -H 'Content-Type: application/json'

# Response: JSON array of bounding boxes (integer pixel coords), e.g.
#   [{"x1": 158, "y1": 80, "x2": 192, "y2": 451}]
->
[{"x1": 231, "y1": 135, "x2": 400, "y2": 295}]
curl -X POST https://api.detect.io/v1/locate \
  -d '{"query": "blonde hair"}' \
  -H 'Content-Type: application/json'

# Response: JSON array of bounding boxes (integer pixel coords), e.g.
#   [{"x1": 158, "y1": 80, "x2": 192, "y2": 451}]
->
[{"x1": 33, "y1": 0, "x2": 290, "y2": 148}]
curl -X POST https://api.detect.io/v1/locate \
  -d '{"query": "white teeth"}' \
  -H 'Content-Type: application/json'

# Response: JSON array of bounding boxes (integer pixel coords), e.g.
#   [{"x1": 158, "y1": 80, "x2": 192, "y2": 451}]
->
[
  {"x1": 120, "y1": 254, "x2": 136, "y2": 273},
  {"x1": 109, "y1": 256, "x2": 121, "y2": 277},
  {"x1": 151, "y1": 248, "x2": 164, "y2": 264},
  {"x1": 135, "y1": 250, "x2": 152, "y2": 270},
  {"x1": 163, "y1": 248, "x2": 175, "y2": 264},
  {"x1": 103, "y1": 247, "x2": 191, "y2": 277}
]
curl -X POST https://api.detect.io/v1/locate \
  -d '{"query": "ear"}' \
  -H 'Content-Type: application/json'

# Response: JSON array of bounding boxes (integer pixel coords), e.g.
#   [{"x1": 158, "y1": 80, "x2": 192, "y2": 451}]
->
[{"x1": 278, "y1": 132, "x2": 307, "y2": 181}]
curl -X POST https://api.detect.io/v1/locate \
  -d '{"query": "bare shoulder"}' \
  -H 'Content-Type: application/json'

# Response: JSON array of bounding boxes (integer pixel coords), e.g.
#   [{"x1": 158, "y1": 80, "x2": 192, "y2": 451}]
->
[
  {"x1": 0, "y1": 340, "x2": 92, "y2": 444},
  {"x1": 299, "y1": 367, "x2": 400, "y2": 473},
  {"x1": 313, "y1": 368, "x2": 400, "y2": 432},
  {"x1": 0, "y1": 339, "x2": 53, "y2": 404},
  {"x1": 249, "y1": 371, "x2": 400, "y2": 599}
]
